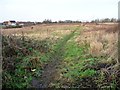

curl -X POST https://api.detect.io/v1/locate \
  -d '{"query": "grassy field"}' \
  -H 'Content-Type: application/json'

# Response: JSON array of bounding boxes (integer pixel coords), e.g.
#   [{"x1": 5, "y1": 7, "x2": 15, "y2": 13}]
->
[{"x1": 2, "y1": 23, "x2": 120, "y2": 88}]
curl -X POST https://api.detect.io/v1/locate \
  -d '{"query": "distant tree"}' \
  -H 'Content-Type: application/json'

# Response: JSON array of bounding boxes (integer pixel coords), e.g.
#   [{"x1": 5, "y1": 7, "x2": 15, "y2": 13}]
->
[
  {"x1": 110, "y1": 18, "x2": 117, "y2": 22},
  {"x1": 65, "y1": 20, "x2": 72, "y2": 23},
  {"x1": 53, "y1": 21, "x2": 57, "y2": 23},
  {"x1": 75, "y1": 20, "x2": 82, "y2": 23},
  {"x1": 42, "y1": 19, "x2": 52, "y2": 24},
  {"x1": 91, "y1": 20, "x2": 95, "y2": 23},
  {"x1": 36, "y1": 22, "x2": 42, "y2": 24},
  {"x1": 103, "y1": 18, "x2": 111, "y2": 22},
  {"x1": 94, "y1": 19, "x2": 99, "y2": 23},
  {"x1": 58, "y1": 20, "x2": 64, "y2": 23}
]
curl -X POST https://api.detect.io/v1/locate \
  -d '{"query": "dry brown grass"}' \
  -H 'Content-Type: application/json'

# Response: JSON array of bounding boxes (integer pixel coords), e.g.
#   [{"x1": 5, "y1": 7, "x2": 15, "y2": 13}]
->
[
  {"x1": 2, "y1": 24, "x2": 77, "y2": 41},
  {"x1": 2, "y1": 23, "x2": 118, "y2": 60},
  {"x1": 75, "y1": 24, "x2": 118, "y2": 60},
  {"x1": 89, "y1": 41, "x2": 103, "y2": 57},
  {"x1": 2, "y1": 23, "x2": 118, "y2": 61}
]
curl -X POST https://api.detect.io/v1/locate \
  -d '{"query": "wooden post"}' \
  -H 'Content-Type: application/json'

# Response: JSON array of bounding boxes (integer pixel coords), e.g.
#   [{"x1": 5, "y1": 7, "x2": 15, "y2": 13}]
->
[
  {"x1": 0, "y1": 23, "x2": 2, "y2": 90},
  {"x1": 118, "y1": 1, "x2": 120, "y2": 64},
  {"x1": 22, "y1": 31, "x2": 25, "y2": 44}
]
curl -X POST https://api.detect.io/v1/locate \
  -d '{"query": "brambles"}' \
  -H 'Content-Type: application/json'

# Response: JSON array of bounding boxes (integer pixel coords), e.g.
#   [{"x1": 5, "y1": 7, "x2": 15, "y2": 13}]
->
[{"x1": 2, "y1": 35, "x2": 51, "y2": 88}]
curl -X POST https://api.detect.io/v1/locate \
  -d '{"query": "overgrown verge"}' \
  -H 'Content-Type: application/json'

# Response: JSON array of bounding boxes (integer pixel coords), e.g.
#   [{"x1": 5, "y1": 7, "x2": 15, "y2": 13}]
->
[
  {"x1": 49, "y1": 39, "x2": 98, "y2": 88},
  {"x1": 49, "y1": 28, "x2": 120, "y2": 89},
  {"x1": 2, "y1": 35, "x2": 51, "y2": 88}
]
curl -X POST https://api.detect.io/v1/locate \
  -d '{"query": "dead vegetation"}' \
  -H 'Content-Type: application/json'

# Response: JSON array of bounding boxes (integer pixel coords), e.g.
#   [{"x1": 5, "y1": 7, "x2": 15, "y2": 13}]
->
[{"x1": 75, "y1": 24, "x2": 119, "y2": 88}]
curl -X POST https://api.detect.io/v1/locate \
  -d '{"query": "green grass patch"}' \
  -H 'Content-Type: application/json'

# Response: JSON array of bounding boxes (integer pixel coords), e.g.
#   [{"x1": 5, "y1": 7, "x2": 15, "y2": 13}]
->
[{"x1": 52, "y1": 39, "x2": 97, "y2": 87}]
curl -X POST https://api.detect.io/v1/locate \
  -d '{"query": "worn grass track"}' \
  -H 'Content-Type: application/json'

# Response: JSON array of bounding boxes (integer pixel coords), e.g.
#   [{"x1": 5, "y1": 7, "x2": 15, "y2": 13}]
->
[
  {"x1": 40, "y1": 30, "x2": 76, "y2": 88},
  {"x1": 31, "y1": 28, "x2": 79, "y2": 88}
]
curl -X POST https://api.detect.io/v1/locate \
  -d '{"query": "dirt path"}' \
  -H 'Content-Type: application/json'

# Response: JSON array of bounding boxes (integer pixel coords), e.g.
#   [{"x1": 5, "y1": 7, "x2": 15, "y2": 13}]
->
[{"x1": 31, "y1": 30, "x2": 77, "y2": 88}]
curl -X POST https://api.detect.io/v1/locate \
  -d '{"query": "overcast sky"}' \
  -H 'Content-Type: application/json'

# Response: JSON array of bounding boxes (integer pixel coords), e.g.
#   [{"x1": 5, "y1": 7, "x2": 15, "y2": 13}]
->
[{"x1": 0, "y1": 0, "x2": 119, "y2": 22}]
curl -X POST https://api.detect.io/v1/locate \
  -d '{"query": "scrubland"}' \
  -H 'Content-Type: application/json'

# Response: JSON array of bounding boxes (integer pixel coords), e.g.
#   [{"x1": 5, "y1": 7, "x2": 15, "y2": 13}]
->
[{"x1": 2, "y1": 23, "x2": 119, "y2": 88}]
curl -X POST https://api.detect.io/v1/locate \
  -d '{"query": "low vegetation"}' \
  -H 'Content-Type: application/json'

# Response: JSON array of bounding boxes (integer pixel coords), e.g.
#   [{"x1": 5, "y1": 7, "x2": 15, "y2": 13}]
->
[
  {"x1": 2, "y1": 35, "x2": 52, "y2": 88},
  {"x1": 2, "y1": 24, "x2": 120, "y2": 89}
]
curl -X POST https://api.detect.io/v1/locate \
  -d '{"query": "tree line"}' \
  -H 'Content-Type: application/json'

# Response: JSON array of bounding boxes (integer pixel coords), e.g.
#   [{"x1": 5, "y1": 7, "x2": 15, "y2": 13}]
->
[{"x1": 40, "y1": 18, "x2": 118, "y2": 24}]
